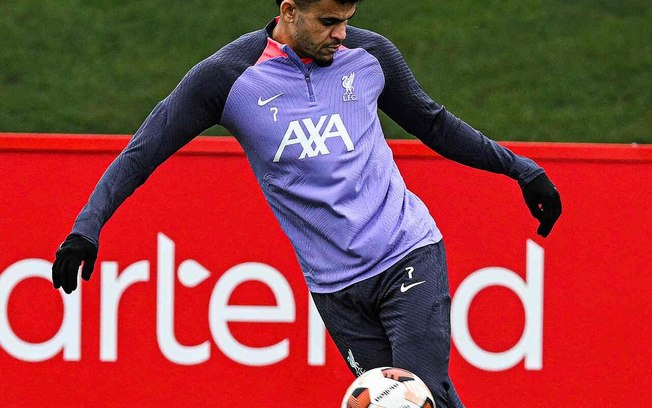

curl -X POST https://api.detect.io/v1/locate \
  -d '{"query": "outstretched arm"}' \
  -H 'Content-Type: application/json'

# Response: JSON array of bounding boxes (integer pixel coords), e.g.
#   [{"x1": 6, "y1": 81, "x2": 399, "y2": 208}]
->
[
  {"x1": 52, "y1": 55, "x2": 227, "y2": 294},
  {"x1": 52, "y1": 28, "x2": 269, "y2": 294},
  {"x1": 72, "y1": 58, "x2": 226, "y2": 246}
]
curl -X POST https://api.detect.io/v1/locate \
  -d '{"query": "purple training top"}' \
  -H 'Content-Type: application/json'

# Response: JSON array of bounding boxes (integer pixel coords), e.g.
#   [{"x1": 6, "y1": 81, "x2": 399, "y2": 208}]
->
[{"x1": 72, "y1": 19, "x2": 543, "y2": 293}]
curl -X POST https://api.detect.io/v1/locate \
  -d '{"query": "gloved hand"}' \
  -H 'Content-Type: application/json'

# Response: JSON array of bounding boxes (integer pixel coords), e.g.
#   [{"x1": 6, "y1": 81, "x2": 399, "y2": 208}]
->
[
  {"x1": 52, "y1": 234, "x2": 98, "y2": 294},
  {"x1": 521, "y1": 173, "x2": 562, "y2": 237}
]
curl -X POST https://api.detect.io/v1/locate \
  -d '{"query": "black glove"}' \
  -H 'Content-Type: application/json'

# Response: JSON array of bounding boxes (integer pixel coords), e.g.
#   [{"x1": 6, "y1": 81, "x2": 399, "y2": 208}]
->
[
  {"x1": 521, "y1": 173, "x2": 562, "y2": 238},
  {"x1": 52, "y1": 234, "x2": 98, "y2": 294}
]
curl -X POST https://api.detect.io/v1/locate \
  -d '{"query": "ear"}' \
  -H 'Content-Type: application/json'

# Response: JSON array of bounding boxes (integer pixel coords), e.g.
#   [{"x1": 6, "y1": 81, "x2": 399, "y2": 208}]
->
[{"x1": 280, "y1": 0, "x2": 299, "y2": 23}]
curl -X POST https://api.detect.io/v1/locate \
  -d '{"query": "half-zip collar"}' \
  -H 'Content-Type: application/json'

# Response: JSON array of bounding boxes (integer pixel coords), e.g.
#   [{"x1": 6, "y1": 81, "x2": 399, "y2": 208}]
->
[
  {"x1": 283, "y1": 44, "x2": 317, "y2": 104},
  {"x1": 283, "y1": 44, "x2": 312, "y2": 75},
  {"x1": 263, "y1": 17, "x2": 317, "y2": 104}
]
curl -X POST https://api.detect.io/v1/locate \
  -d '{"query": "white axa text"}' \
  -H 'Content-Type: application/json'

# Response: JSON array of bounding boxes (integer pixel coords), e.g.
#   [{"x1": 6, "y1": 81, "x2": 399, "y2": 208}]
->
[{"x1": 273, "y1": 113, "x2": 354, "y2": 162}]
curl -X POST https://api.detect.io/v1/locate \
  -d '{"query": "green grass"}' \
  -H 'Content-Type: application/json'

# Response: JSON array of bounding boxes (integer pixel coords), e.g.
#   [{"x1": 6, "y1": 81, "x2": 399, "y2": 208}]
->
[{"x1": 1, "y1": 0, "x2": 650, "y2": 143}]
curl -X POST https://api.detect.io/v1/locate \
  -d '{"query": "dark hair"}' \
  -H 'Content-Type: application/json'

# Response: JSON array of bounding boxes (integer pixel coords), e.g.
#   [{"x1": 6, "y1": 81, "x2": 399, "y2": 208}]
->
[{"x1": 275, "y1": 0, "x2": 362, "y2": 6}]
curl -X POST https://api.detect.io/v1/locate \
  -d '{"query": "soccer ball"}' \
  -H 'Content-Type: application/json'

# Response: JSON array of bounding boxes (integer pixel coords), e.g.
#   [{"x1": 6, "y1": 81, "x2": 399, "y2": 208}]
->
[{"x1": 341, "y1": 367, "x2": 435, "y2": 408}]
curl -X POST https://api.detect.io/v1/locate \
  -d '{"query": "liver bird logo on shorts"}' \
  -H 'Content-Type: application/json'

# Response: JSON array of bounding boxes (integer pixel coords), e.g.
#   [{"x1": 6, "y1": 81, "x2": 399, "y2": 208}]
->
[
  {"x1": 342, "y1": 72, "x2": 357, "y2": 102},
  {"x1": 347, "y1": 348, "x2": 365, "y2": 376}
]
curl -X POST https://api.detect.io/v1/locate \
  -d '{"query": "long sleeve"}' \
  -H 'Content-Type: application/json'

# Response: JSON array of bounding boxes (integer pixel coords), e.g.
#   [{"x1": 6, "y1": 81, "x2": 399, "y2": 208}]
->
[
  {"x1": 70, "y1": 27, "x2": 269, "y2": 245},
  {"x1": 344, "y1": 27, "x2": 543, "y2": 187}
]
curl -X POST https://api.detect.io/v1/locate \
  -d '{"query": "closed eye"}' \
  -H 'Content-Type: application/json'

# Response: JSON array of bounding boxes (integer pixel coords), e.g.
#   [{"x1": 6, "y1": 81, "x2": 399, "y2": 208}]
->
[
  {"x1": 319, "y1": 10, "x2": 356, "y2": 27},
  {"x1": 319, "y1": 18, "x2": 340, "y2": 26}
]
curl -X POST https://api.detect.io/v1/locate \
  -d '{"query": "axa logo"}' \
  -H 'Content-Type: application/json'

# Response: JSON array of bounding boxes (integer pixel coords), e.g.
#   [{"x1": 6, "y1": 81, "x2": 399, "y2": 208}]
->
[{"x1": 273, "y1": 113, "x2": 354, "y2": 163}]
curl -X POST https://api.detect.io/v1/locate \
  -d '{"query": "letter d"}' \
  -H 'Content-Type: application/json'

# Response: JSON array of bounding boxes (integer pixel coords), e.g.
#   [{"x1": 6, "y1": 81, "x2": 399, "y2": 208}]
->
[{"x1": 451, "y1": 240, "x2": 543, "y2": 371}]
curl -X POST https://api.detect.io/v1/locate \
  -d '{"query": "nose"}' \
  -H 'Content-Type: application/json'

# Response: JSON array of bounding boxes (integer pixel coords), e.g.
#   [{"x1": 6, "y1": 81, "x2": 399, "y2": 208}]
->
[{"x1": 331, "y1": 22, "x2": 347, "y2": 42}]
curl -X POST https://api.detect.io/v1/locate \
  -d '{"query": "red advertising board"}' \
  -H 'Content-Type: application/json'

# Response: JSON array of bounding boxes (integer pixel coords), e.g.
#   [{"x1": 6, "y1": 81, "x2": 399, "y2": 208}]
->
[{"x1": 1, "y1": 133, "x2": 651, "y2": 407}]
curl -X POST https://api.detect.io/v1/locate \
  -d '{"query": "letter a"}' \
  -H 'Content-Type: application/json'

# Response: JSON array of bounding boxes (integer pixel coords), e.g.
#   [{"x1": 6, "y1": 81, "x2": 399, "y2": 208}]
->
[
  {"x1": 0, "y1": 259, "x2": 81, "y2": 362},
  {"x1": 274, "y1": 120, "x2": 309, "y2": 162},
  {"x1": 321, "y1": 114, "x2": 354, "y2": 152}
]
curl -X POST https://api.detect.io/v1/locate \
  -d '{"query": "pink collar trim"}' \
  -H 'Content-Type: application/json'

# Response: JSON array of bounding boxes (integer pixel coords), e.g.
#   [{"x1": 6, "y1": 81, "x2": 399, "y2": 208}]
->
[{"x1": 258, "y1": 17, "x2": 314, "y2": 65}]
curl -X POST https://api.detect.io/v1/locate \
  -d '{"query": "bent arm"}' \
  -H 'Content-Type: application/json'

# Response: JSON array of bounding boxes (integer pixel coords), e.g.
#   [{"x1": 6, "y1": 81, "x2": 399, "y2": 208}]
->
[{"x1": 349, "y1": 29, "x2": 543, "y2": 186}]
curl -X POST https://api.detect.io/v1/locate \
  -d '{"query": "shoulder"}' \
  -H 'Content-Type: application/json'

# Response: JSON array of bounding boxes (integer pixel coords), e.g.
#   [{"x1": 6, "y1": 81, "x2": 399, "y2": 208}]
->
[
  {"x1": 344, "y1": 26, "x2": 401, "y2": 57},
  {"x1": 168, "y1": 29, "x2": 268, "y2": 104},
  {"x1": 213, "y1": 29, "x2": 269, "y2": 64},
  {"x1": 189, "y1": 29, "x2": 269, "y2": 81}
]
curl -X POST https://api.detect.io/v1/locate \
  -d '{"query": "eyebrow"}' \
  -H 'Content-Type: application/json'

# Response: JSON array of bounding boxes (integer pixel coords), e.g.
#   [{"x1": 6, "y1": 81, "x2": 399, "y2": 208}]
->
[{"x1": 319, "y1": 10, "x2": 357, "y2": 23}]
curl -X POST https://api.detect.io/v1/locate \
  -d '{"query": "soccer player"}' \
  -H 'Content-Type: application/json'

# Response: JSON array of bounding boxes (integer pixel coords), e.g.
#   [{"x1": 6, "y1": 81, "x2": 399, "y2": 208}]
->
[{"x1": 51, "y1": 0, "x2": 562, "y2": 406}]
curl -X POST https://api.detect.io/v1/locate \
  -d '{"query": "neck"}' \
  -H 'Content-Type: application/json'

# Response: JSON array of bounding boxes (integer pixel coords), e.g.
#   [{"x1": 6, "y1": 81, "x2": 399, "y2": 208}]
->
[{"x1": 272, "y1": 19, "x2": 293, "y2": 47}]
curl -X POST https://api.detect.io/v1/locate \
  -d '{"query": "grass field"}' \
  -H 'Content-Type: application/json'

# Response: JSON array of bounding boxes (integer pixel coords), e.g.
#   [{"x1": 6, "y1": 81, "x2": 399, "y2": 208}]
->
[{"x1": 1, "y1": 0, "x2": 650, "y2": 143}]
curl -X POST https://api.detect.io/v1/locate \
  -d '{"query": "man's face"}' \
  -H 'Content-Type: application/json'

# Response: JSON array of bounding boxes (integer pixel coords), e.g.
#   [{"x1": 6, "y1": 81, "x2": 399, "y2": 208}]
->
[{"x1": 288, "y1": 0, "x2": 357, "y2": 67}]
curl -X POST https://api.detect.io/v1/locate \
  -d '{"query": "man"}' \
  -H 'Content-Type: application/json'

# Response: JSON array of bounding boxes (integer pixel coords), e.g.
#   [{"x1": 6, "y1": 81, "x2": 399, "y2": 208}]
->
[{"x1": 52, "y1": 0, "x2": 562, "y2": 406}]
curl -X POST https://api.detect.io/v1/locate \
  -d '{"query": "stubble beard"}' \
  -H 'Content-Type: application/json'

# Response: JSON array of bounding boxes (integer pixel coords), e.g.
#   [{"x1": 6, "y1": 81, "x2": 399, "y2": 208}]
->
[
  {"x1": 297, "y1": 38, "x2": 336, "y2": 67},
  {"x1": 295, "y1": 17, "x2": 335, "y2": 67},
  {"x1": 313, "y1": 53, "x2": 335, "y2": 67}
]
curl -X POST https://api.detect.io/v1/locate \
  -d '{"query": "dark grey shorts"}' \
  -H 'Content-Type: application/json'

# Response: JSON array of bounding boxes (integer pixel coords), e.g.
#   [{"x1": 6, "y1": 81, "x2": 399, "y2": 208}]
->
[{"x1": 311, "y1": 241, "x2": 464, "y2": 408}]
